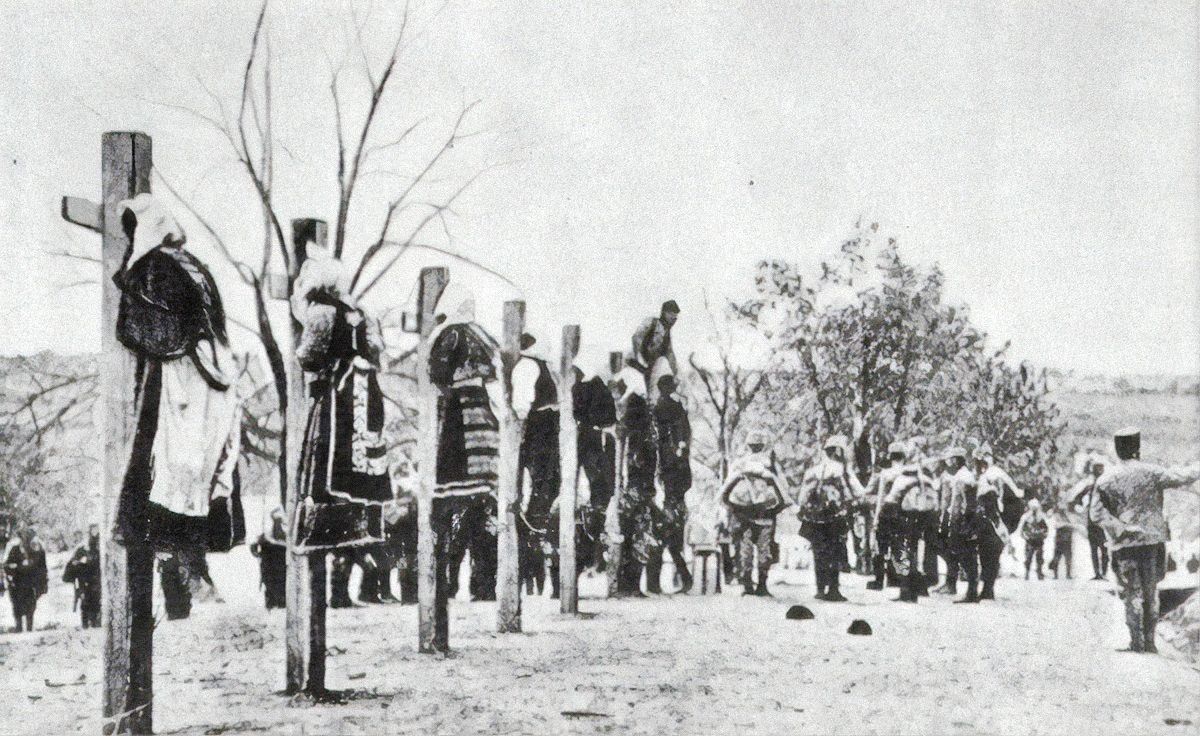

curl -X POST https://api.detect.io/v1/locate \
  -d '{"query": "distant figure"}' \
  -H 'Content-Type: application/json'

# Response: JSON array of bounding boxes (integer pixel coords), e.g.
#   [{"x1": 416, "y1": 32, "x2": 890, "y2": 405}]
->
[
  {"x1": 158, "y1": 552, "x2": 192, "y2": 620},
  {"x1": 1091, "y1": 427, "x2": 1200, "y2": 653},
  {"x1": 647, "y1": 374, "x2": 694, "y2": 595},
  {"x1": 943, "y1": 448, "x2": 981, "y2": 604},
  {"x1": 63, "y1": 524, "x2": 102, "y2": 628},
  {"x1": 249, "y1": 508, "x2": 287, "y2": 610},
  {"x1": 797, "y1": 435, "x2": 864, "y2": 602},
  {"x1": 629, "y1": 301, "x2": 680, "y2": 403},
  {"x1": 1067, "y1": 455, "x2": 1111, "y2": 580},
  {"x1": 5, "y1": 528, "x2": 48, "y2": 632},
  {"x1": 1047, "y1": 504, "x2": 1074, "y2": 580},
  {"x1": 721, "y1": 433, "x2": 789, "y2": 597},
  {"x1": 864, "y1": 443, "x2": 908, "y2": 591},
  {"x1": 1016, "y1": 499, "x2": 1050, "y2": 580},
  {"x1": 975, "y1": 454, "x2": 1021, "y2": 600},
  {"x1": 386, "y1": 494, "x2": 418, "y2": 604}
]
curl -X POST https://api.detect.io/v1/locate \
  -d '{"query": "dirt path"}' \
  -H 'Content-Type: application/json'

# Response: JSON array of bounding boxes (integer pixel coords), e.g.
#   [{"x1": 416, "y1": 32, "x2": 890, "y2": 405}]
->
[{"x1": 1, "y1": 559, "x2": 1197, "y2": 735}]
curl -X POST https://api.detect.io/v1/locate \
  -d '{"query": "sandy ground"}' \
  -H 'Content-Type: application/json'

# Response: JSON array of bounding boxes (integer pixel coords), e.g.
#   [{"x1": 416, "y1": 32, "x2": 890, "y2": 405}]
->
[{"x1": 1, "y1": 541, "x2": 1199, "y2": 736}]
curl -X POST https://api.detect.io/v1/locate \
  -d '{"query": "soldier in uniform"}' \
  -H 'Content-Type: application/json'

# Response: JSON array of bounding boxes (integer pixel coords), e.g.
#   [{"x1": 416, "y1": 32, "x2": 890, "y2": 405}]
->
[
  {"x1": 797, "y1": 435, "x2": 864, "y2": 602},
  {"x1": 249, "y1": 508, "x2": 287, "y2": 610},
  {"x1": 975, "y1": 453, "x2": 1021, "y2": 600},
  {"x1": 1067, "y1": 454, "x2": 1111, "y2": 580},
  {"x1": 1090, "y1": 427, "x2": 1199, "y2": 653},
  {"x1": 943, "y1": 448, "x2": 982, "y2": 604},
  {"x1": 63, "y1": 524, "x2": 102, "y2": 628},
  {"x1": 864, "y1": 442, "x2": 908, "y2": 591},
  {"x1": 646, "y1": 374, "x2": 694, "y2": 594},
  {"x1": 721, "y1": 433, "x2": 789, "y2": 597}
]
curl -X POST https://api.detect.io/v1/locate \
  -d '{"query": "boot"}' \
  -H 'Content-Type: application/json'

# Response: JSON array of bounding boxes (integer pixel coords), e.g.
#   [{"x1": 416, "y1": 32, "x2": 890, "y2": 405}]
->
[
  {"x1": 742, "y1": 578, "x2": 755, "y2": 596},
  {"x1": 824, "y1": 582, "x2": 847, "y2": 603},
  {"x1": 754, "y1": 579, "x2": 772, "y2": 597},
  {"x1": 677, "y1": 569, "x2": 694, "y2": 595},
  {"x1": 645, "y1": 555, "x2": 663, "y2": 595}
]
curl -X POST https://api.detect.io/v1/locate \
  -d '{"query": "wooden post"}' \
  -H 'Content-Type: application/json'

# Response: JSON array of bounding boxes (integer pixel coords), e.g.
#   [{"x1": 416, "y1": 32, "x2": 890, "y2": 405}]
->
[
  {"x1": 62, "y1": 131, "x2": 153, "y2": 735},
  {"x1": 496, "y1": 301, "x2": 524, "y2": 632},
  {"x1": 278, "y1": 218, "x2": 326, "y2": 694},
  {"x1": 415, "y1": 267, "x2": 448, "y2": 653},
  {"x1": 606, "y1": 351, "x2": 624, "y2": 599},
  {"x1": 557, "y1": 326, "x2": 581, "y2": 614}
]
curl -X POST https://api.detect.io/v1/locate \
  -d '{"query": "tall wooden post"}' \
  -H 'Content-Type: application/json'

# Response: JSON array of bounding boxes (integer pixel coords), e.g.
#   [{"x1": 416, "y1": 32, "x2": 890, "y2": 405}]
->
[
  {"x1": 416, "y1": 267, "x2": 448, "y2": 652},
  {"x1": 606, "y1": 351, "x2": 625, "y2": 599},
  {"x1": 277, "y1": 219, "x2": 326, "y2": 695},
  {"x1": 62, "y1": 131, "x2": 153, "y2": 735},
  {"x1": 557, "y1": 326, "x2": 581, "y2": 614},
  {"x1": 496, "y1": 301, "x2": 525, "y2": 632}
]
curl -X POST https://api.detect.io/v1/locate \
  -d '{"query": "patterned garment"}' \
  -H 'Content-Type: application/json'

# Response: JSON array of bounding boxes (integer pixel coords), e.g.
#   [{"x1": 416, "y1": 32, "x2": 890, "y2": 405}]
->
[
  {"x1": 654, "y1": 496, "x2": 688, "y2": 550},
  {"x1": 1091, "y1": 461, "x2": 1200, "y2": 552},
  {"x1": 430, "y1": 323, "x2": 502, "y2": 497},
  {"x1": 1112, "y1": 543, "x2": 1165, "y2": 651},
  {"x1": 734, "y1": 515, "x2": 775, "y2": 578}
]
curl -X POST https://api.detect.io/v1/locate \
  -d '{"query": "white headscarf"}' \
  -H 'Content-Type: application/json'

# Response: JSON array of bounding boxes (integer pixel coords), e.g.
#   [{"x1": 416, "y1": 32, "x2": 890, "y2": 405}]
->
[
  {"x1": 119, "y1": 193, "x2": 186, "y2": 268},
  {"x1": 614, "y1": 365, "x2": 646, "y2": 402}
]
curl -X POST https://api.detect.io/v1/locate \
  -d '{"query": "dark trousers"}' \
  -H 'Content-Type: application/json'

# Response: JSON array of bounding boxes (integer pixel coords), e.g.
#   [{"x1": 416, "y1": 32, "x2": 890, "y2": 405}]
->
[
  {"x1": 719, "y1": 542, "x2": 736, "y2": 583},
  {"x1": 873, "y1": 506, "x2": 901, "y2": 586},
  {"x1": 920, "y1": 511, "x2": 940, "y2": 582},
  {"x1": 1050, "y1": 531, "x2": 1073, "y2": 579},
  {"x1": 159, "y1": 556, "x2": 192, "y2": 620},
  {"x1": 1112, "y1": 544, "x2": 1165, "y2": 651},
  {"x1": 901, "y1": 511, "x2": 925, "y2": 597},
  {"x1": 808, "y1": 521, "x2": 845, "y2": 595},
  {"x1": 979, "y1": 532, "x2": 1003, "y2": 598},
  {"x1": 938, "y1": 514, "x2": 958, "y2": 588},
  {"x1": 1024, "y1": 537, "x2": 1046, "y2": 579},
  {"x1": 9, "y1": 587, "x2": 36, "y2": 631},
  {"x1": 1087, "y1": 524, "x2": 1109, "y2": 578},
  {"x1": 955, "y1": 538, "x2": 979, "y2": 598},
  {"x1": 80, "y1": 592, "x2": 101, "y2": 628},
  {"x1": 441, "y1": 494, "x2": 498, "y2": 601}
]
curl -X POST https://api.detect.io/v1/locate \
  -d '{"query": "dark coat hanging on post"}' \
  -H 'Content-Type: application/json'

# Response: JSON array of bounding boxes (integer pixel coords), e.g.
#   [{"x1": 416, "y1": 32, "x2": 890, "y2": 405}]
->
[
  {"x1": 114, "y1": 195, "x2": 244, "y2": 555},
  {"x1": 290, "y1": 301, "x2": 391, "y2": 551}
]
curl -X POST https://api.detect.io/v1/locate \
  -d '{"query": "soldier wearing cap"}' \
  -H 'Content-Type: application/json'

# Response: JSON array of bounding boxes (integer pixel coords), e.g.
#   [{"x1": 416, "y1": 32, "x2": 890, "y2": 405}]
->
[
  {"x1": 863, "y1": 441, "x2": 909, "y2": 591},
  {"x1": 1090, "y1": 427, "x2": 1200, "y2": 653},
  {"x1": 877, "y1": 446, "x2": 938, "y2": 602},
  {"x1": 720, "y1": 432, "x2": 789, "y2": 596},
  {"x1": 974, "y1": 452, "x2": 1022, "y2": 600},
  {"x1": 629, "y1": 300, "x2": 680, "y2": 403},
  {"x1": 796, "y1": 435, "x2": 865, "y2": 602}
]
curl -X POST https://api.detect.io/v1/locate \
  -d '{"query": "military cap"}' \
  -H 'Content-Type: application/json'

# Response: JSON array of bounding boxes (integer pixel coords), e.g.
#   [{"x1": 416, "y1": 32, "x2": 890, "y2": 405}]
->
[{"x1": 661, "y1": 300, "x2": 681, "y2": 314}]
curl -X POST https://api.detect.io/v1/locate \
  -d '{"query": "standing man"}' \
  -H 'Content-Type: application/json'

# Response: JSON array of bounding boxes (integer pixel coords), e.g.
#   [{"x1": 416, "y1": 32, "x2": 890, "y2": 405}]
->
[
  {"x1": 943, "y1": 448, "x2": 981, "y2": 603},
  {"x1": 63, "y1": 524, "x2": 102, "y2": 628},
  {"x1": 934, "y1": 453, "x2": 960, "y2": 594},
  {"x1": 646, "y1": 374, "x2": 694, "y2": 594},
  {"x1": 249, "y1": 508, "x2": 287, "y2": 610},
  {"x1": 629, "y1": 301, "x2": 680, "y2": 403},
  {"x1": 975, "y1": 454, "x2": 1020, "y2": 600},
  {"x1": 1090, "y1": 427, "x2": 1199, "y2": 653},
  {"x1": 864, "y1": 442, "x2": 908, "y2": 591},
  {"x1": 797, "y1": 435, "x2": 864, "y2": 602},
  {"x1": 1047, "y1": 502, "x2": 1075, "y2": 580},
  {"x1": 720, "y1": 433, "x2": 789, "y2": 597},
  {"x1": 1015, "y1": 499, "x2": 1050, "y2": 580},
  {"x1": 5, "y1": 527, "x2": 48, "y2": 632},
  {"x1": 1068, "y1": 455, "x2": 1111, "y2": 580}
]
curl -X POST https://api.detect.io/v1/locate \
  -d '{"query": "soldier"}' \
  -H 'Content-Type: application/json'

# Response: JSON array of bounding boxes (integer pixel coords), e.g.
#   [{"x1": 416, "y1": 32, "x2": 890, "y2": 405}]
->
[
  {"x1": 943, "y1": 448, "x2": 981, "y2": 603},
  {"x1": 975, "y1": 454, "x2": 1021, "y2": 600},
  {"x1": 646, "y1": 374, "x2": 694, "y2": 594},
  {"x1": 721, "y1": 433, "x2": 789, "y2": 597},
  {"x1": 934, "y1": 453, "x2": 960, "y2": 594},
  {"x1": 249, "y1": 508, "x2": 287, "y2": 610},
  {"x1": 5, "y1": 527, "x2": 48, "y2": 632},
  {"x1": 1067, "y1": 455, "x2": 1111, "y2": 580},
  {"x1": 63, "y1": 524, "x2": 103, "y2": 628},
  {"x1": 875, "y1": 447, "x2": 937, "y2": 602},
  {"x1": 1015, "y1": 499, "x2": 1050, "y2": 580},
  {"x1": 797, "y1": 435, "x2": 864, "y2": 602},
  {"x1": 1090, "y1": 427, "x2": 1199, "y2": 653},
  {"x1": 864, "y1": 442, "x2": 908, "y2": 591},
  {"x1": 629, "y1": 300, "x2": 680, "y2": 403},
  {"x1": 1047, "y1": 502, "x2": 1075, "y2": 580}
]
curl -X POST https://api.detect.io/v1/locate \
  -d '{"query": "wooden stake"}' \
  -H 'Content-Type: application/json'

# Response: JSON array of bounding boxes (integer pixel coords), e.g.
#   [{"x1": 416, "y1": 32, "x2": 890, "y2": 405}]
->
[
  {"x1": 416, "y1": 267, "x2": 448, "y2": 653},
  {"x1": 61, "y1": 131, "x2": 153, "y2": 735},
  {"x1": 606, "y1": 351, "x2": 624, "y2": 599},
  {"x1": 557, "y1": 325, "x2": 580, "y2": 614},
  {"x1": 496, "y1": 301, "x2": 524, "y2": 632},
  {"x1": 280, "y1": 219, "x2": 326, "y2": 694}
]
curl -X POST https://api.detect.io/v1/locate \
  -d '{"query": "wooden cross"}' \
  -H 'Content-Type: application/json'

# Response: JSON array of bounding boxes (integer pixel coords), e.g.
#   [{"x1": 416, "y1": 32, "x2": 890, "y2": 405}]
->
[
  {"x1": 61, "y1": 131, "x2": 154, "y2": 735},
  {"x1": 496, "y1": 300, "x2": 525, "y2": 632},
  {"x1": 272, "y1": 219, "x2": 328, "y2": 695},
  {"x1": 557, "y1": 325, "x2": 580, "y2": 614},
  {"x1": 415, "y1": 267, "x2": 448, "y2": 652}
]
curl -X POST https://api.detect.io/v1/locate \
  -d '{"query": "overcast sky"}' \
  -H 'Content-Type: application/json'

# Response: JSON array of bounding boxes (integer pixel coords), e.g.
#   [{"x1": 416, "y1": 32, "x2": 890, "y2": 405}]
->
[{"x1": 1, "y1": 0, "x2": 1196, "y2": 376}]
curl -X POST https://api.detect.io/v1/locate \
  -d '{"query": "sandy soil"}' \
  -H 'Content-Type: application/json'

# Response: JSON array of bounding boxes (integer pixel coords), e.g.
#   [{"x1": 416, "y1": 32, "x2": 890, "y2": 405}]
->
[{"x1": 1, "y1": 543, "x2": 1198, "y2": 736}]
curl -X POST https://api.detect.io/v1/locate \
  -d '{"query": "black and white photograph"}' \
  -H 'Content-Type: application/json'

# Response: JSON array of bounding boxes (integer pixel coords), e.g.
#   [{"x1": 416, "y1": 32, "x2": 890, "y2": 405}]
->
[{"x1": 0, "y1": 1, "x2": 1197, "y2": 734}]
